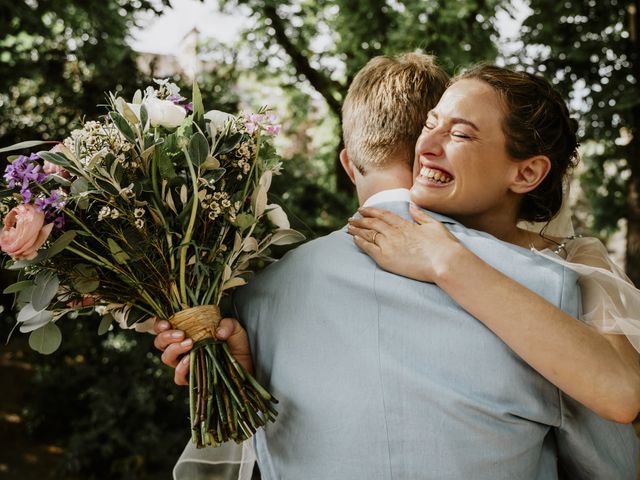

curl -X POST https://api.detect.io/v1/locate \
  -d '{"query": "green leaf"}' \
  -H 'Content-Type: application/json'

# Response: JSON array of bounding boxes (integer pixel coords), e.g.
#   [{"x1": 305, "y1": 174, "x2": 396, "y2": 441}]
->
[
  {"x1": 31, "y1": 272, "x2": 60, "y2": 311},
  {"x1": 3, "y1": 280, "x2": 34, "y2": 294},
  {"x1": 203, "y1": 168, "x2": 226, "y2": 184},
  {"x1": 46, "y1": 230, "x2": 77, "y2": 259},
  {"x1": 7, "y1": 250, "x2": 48, "y2": 270},
  {"x1": 109, "y1": 111, "x2": 136, "y2": 143},
  {"x1": 234, "y1": 213, "x2": 255, "y2": 232},
  {"x1": 107, "y1": 238, "x2": 130, "y2": 264},
  {"x1": 126, "y1": 306, "x2": 147, "y2": 327},
  {"x1": 155, "y1": 147, "x2": 177, "y2": 180},
  {"x1": 0, "y1": 140, "x2": 57, "y2": 153},
  {"x1": 188, "y1": 132, "x2": 209, "y2": 166},
  {"x1": 29, "y1": 322, "x2": 62, "y2": 355},
  {"x1": 269, "y1": 229, "x2": 306, "y2": 246},
  {"x1": 37, "y1": 150, "x2": 72, "y2": 169},
  {"x1": 192, "y1": 80, "x2": 204, "y2": 120},
  {"x1": 70, "y1": 177, "x2": 90, "y2": 195},
  {"x1": 217, "y1": 132, "x2": 242, "y2": 155},
  {"x1": 72, "y1": 264, "x2": 100, "y2": 294},
  {"x1": 98, "y1": 314, "x2": 114, "y2": 335},
  {"x1": 140, "y1": 104, "x2": 149, "y2": 130}
]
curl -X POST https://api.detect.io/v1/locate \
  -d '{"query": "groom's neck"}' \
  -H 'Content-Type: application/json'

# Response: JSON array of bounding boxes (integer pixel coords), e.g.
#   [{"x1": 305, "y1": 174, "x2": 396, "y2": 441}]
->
[{"x1": 355, "y1": 163, "x2": 413, "y2": 206}]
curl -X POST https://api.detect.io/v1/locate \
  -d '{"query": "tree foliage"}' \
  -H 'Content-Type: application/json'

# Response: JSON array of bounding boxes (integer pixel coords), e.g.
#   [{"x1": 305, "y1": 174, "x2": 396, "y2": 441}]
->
[
  {"x1": 220, "y1": 0, "x2": 506, "y2": 191},
  {"x1": 515, "y1": 0, "x2": 640, "y2": 283},
  {"x1": 0, "y1": 0, "x2": 170, "y2": 145}
]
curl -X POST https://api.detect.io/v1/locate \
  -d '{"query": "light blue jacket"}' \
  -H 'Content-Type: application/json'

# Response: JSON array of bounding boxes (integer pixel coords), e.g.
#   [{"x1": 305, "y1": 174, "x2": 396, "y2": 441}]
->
[{"x1": 235, "y1": 202, "x2": 638, "y2": 480}]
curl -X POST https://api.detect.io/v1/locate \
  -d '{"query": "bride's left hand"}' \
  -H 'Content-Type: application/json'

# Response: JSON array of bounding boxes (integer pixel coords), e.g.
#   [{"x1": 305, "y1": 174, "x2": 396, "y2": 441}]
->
[{"x1": 347, "y1": 204, "x2": 463, "y2": 283}]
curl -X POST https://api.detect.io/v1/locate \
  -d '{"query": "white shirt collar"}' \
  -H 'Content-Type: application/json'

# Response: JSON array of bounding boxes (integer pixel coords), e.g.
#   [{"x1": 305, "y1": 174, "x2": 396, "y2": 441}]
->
[{"x1": 362, "y1": 188, "x2": 411, "y2": 208}]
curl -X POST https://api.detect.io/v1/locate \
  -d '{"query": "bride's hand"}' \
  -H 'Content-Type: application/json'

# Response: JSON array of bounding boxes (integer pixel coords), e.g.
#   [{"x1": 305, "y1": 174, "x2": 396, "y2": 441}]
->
[{"x1": 347, "y1": 204, "x2": 464, "y2": 283}]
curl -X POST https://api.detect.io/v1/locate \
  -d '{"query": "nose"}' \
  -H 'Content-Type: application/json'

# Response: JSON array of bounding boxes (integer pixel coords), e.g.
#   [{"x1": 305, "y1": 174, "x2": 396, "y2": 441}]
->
[{"x1": 415, "y1": 127, "x2": 445, "y2": 160}]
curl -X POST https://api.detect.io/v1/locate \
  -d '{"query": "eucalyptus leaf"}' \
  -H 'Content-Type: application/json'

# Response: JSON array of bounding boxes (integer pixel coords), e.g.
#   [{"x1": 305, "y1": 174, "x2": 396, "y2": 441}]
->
[
  {"x1": 28, "y1": 322, "x2": 62, "y2": 354},
  {"x1": 109, "y1": 111, "x2": 136, "y2": 143},
  {"x1": 7, "y1": 250, "x2": 47, "y2": 269},
  {"x1": 38, "y1": 151, "x2": 73, "y2": 169},
  {"x1": 269, "y1": 229, "x2": 306, "y2": 246},
  {"x1": 3, "y1": 280, "x2": 34, "y2": 294},
  {"x1": 20, "y1": 309, "x2": 54, "y2": 333},
  {"x1": 31, "y1": 272, "x2": 60, "y2": 311},
  {"x1": 0, "y1": 140, "x2": 56, "y2": 153},
  {"x1": 98, "y1": 314, "x2": 114, "y2": 335},
  {"x1": 49, "y1": 174, "x2": 71, "y2": 186},
  {"x1": 70, "y1": 177, "x2": 90, "y2": 195},
  {"x1": 217, "y1": 132, "x2": 242, "y2": 155},
  {"x1": 188, "y1": 132, "x2": 209, "y2": 166},
  {"x1": 46, "y1": 230, "x2": 77, "y2": 259},
  {"x1": 108, "y1": 238, "x2": 130, "y2": 264},
  {"x1": 72, "y1": 264, "x2": 100, "y2": 293},
  {"x1": 17, "y1": 303, "x2": 46, "y2": 323}
]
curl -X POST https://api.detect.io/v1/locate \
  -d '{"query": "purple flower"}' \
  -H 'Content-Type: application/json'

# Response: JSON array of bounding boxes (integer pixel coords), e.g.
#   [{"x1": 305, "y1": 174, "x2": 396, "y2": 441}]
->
[
  {"x1": 21, "y1": 188, "x2": 32, "y2": 203},
  {"x1": 54, "y1": 215, "x2": 65, "y2": 230},
  {"x1": 4, "y1": 154, "x2": 47, "y2": 191}
]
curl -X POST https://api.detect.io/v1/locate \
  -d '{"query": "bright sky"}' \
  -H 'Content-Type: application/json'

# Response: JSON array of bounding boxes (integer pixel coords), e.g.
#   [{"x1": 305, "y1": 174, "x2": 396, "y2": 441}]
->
[
  {"x1": 130, "y1": 0, "x2": 530, "y2": 56},
  {"x1": 129, "y1": 0, "x2": 249, "y2": 54}
]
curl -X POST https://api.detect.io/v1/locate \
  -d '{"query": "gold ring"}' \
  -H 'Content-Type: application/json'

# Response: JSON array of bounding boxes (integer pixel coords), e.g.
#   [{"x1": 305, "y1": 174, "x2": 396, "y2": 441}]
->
[{"x1": 372, "y1": 231, "x2": 379, "y2": 244}]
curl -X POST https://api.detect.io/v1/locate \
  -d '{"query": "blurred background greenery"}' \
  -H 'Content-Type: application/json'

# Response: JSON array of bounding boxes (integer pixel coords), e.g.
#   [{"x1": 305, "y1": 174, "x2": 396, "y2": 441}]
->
[{"x1": 0, "y1": 0, "x2": 638, "y2": 478}]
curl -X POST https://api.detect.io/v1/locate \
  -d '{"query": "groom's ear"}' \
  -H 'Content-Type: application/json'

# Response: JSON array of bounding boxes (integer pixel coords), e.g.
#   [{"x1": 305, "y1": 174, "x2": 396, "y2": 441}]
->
[
  {"x1": 509, "y1": 155, "x2": 551, "y2": 194},
  {"x1": 339, "y1": 149, "x2": 357, "y2": 185}
]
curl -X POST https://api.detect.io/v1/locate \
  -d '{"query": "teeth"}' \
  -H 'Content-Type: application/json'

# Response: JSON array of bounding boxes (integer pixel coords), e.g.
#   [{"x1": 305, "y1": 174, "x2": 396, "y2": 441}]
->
[{"x1": 419, "y1": 167, "x2": 452, "y2": 184}]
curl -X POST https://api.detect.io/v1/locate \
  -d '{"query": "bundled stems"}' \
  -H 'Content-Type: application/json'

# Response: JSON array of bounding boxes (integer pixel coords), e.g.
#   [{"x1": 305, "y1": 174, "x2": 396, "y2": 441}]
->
[{"x1": 188, "y1": 338, "x2": 278, "y2": 448}]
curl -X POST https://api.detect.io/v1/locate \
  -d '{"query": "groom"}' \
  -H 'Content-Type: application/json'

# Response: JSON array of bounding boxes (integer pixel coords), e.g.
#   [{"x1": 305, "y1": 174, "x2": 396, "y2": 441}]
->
[{"x1": 157, "y1": 53, "x2": 638, "y2": 478}]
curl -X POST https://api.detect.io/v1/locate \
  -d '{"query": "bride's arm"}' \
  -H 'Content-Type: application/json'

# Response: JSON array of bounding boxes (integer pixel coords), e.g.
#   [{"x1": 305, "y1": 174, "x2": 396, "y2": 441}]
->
[{"x1": 348, "y1": 205, "x2": 640, "y2": 423}]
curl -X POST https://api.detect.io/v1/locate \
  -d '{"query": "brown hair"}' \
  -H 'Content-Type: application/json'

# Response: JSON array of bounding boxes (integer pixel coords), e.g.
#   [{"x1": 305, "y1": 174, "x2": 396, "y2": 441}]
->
[
  {"x1": 454, "y1": 64, "x2": 579, "y2": 222},
  {"x1": 342, "y1": 53, "x2": 449, "y2": 174}
]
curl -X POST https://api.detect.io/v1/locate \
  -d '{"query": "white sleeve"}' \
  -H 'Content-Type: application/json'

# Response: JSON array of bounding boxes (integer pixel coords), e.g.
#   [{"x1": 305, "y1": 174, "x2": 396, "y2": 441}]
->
[{"x1": 536, "y1": 237, "x2": 640, "y2": 353}]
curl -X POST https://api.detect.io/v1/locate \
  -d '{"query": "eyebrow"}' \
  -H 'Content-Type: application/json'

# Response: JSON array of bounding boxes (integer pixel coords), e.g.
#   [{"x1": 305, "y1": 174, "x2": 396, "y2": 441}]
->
[{"x1": 427, "y1": 110, "x2": 480, "y2": 132}]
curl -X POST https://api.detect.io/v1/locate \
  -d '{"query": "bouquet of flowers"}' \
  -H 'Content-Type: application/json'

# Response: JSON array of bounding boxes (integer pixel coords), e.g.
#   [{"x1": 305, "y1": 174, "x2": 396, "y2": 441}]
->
[{"x1": 0, "y1": 79, "x2": 304, "y2": 448}]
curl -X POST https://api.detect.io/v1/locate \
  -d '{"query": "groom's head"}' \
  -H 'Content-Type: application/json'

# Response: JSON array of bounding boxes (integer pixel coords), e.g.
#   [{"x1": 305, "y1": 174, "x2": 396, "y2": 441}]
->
[{"x1": 339, "y1": 53, "x2": 449, "y2": 202}]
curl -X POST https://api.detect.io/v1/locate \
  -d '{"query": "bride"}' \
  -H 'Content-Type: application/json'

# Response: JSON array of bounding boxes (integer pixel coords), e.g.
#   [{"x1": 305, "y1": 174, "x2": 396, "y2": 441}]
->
[{"x1": 348, "y1": 63, "x2": 640, "y2": 423}]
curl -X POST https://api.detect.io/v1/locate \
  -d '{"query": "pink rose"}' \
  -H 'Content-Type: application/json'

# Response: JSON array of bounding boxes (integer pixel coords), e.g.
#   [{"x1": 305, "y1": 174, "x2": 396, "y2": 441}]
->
[
  {"x1": 43, "y1": 144, "x2": 70, "y2": 178},
  {"x1": 0, "y1": 204, "x2": 54, "y2": 260}
]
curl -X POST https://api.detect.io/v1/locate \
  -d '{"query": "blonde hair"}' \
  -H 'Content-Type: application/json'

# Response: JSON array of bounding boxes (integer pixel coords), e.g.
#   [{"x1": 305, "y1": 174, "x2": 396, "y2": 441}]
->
[{"x1": 342, "y1": 53, "x2": 449, "y2": 174}]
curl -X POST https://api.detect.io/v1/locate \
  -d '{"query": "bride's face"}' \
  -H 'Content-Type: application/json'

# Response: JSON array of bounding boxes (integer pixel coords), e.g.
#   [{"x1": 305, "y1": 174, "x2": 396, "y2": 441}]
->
[{"x1": 410, "y1": 79, "x2": 521, "y2": 222}]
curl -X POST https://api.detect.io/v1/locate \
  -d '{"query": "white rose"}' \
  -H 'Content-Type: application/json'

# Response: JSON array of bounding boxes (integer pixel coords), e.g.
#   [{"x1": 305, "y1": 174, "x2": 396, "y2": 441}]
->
[
  {"x1": 144, "y1": 98, "x2": 187, "y2": 129},
  {"x1": 204, "y1": 110, "x2": 235, "y2": 131}
]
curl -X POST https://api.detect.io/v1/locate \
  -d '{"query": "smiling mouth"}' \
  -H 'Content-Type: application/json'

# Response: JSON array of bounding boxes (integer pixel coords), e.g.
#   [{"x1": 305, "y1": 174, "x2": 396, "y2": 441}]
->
[{"x1": 418, "y1": 167, "x2": 454, "y2": 185}]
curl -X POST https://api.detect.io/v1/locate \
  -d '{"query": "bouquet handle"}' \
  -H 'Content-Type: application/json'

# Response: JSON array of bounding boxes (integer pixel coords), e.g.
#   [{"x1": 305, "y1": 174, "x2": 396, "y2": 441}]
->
[{"x1": 168, "y1": 305, "x2": 278, "y2": 448}]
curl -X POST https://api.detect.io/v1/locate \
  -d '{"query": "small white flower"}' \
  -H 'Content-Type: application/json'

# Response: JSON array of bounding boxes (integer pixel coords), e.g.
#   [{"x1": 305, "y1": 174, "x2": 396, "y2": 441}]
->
[
  {"x1": 110, "y1": 209, "x2": 120, "y2": 219},
  {"x1": 135, "y1": 218, "x2": 145, "y2": 229},
  {"x1": 98, "y1": 206, "x2": 111, "y2": 221},
  {"x1": 134, "y1": 208, "x2": 145, "y2": 218}
]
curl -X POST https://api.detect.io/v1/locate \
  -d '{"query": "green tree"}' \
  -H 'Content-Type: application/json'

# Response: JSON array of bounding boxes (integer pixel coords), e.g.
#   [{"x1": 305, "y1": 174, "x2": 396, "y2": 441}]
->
[
  {"x1": 219, "y1": 0, "x2": 507, "y2": 191},
  {"x1": 0, "y1": 0, "x2": 170, "y2": 145},
  {"x1": 516, "y1": 0, "x2": 640, "y2": 283}
]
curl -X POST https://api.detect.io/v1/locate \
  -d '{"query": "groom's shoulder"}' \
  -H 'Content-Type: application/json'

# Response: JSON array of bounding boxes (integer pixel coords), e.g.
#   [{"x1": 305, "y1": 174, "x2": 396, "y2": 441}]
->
[{"x1": 255, "y1": 225, "x2": 359, "y2": 277}]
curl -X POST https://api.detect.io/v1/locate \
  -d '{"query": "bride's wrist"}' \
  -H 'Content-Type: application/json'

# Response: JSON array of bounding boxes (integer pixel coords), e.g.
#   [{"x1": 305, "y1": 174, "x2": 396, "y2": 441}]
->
[{"x1": 432, "y1": 241, "x2": 473, "y2": 288}]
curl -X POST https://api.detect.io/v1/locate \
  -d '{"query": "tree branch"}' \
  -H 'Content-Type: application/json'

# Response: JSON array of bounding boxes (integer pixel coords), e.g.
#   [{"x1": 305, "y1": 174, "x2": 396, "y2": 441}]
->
[{"x1": 262, "y1": 3, "x2": 344, "y2": 117}]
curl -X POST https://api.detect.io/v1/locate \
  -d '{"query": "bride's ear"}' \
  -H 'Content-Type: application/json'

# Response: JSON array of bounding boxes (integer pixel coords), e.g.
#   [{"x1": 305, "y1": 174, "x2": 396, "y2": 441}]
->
[
  {"x1": 509, "y1": 155, "x2": 551, "y2": 194},
  {"x1": 339, "y1": 149, "x2": 357, "y2": 185}
]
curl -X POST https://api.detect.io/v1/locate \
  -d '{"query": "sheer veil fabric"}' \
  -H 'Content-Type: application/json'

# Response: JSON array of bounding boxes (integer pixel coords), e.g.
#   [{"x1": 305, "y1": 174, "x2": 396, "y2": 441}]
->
[
  {"x1": 173, "y1": 439, "x2": 256, "y2": 480},
  {"x1": 521, "y1": 185, "x2": 640, "y2": 353}
]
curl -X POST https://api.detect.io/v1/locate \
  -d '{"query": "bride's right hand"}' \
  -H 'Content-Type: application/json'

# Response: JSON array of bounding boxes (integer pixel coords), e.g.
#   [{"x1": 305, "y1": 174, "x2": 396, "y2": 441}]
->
[{"x1": 153, "y1": 317, "x2": 254, "y2": 385}]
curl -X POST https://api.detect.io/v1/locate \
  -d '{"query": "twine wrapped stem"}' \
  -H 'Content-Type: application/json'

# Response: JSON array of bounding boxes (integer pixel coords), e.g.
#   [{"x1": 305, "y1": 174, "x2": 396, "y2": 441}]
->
[{"x1": 167, "y1": 304, "x2": 278, "y2": 448}]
